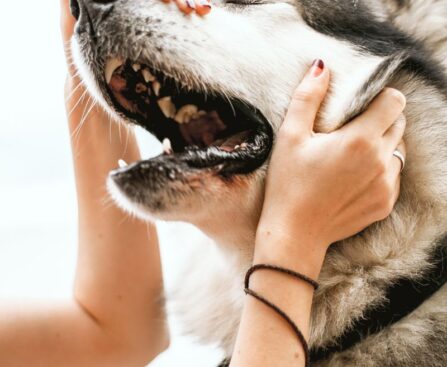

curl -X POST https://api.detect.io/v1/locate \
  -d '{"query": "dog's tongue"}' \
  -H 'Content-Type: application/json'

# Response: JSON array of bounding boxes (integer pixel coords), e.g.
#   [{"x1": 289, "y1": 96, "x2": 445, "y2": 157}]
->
[
  {"x1": 109, "y1": 72, "x2": 140, "y2": 114},
  {"x1": 216, "y1": 131, "x2": 250, "y2": 152}
]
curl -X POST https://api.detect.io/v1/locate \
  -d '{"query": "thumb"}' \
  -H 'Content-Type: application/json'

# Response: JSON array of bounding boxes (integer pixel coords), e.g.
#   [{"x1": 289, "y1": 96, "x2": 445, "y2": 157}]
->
[
  {"x1": 60, "y1": 0, "x2": 76, "y2": 45},
  {"x1": 60, "y1": 0, "x2": 78, "y2": 76},
  {"x1": 281, "y1": 59, "x2": 330, "y2": 140}
]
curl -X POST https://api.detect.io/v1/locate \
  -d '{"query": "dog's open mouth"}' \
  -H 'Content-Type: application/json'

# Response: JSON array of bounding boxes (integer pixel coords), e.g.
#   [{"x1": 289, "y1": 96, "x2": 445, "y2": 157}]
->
[{"x1": 105, "y1": 58, "x2": 273, "y2": 177}]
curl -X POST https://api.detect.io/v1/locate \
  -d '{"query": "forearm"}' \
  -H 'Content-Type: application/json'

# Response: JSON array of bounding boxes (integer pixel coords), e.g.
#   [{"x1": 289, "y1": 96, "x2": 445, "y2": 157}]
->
[
  {"x1": 68, "y1": 79, "x2": 168, "y2": 355},
  {"x1": 231, "y1": 231, "x2": 326, "y2": 367}
]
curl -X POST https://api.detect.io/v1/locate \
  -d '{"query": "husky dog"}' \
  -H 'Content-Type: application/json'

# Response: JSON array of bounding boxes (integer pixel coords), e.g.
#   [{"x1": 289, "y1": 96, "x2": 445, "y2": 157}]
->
[{"x1": 70, "y1": 0, "x2": 447, "y2": 365}]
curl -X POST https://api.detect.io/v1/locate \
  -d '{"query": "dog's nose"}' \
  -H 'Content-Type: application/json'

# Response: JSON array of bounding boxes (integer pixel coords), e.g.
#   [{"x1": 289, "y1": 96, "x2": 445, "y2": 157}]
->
[
  {"x1": 70, "y1": 0, "x2": 81, "y2": 20},
  {"x1": 71, "y1": 0, "x2": 118, "y2": 34}
]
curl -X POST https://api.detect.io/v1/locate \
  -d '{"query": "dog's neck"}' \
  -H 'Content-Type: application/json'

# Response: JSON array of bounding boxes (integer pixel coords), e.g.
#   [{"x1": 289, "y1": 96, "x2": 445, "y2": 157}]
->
[{"x1": 191, "y1": 174, "x2": 265, "y2": 257}]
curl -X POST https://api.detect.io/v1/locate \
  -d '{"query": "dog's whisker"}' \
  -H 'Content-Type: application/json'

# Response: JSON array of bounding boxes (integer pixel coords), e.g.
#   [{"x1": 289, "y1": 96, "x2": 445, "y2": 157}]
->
[
  {"x1": 70, "y1": 97, "x2": 96, "y2": 142},
  {"x1": 68, "y1": 89, "x2": 89, "y2": 118},
  {"x1": 65, "y1": 80, "x2": 85, "y2": 103}
]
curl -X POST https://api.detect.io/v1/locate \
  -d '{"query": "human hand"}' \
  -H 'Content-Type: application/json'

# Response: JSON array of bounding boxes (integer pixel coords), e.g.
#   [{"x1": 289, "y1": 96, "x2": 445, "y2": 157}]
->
[
  {"x1": 161, "y1": 0, "x2": 212, "y2": 16},
  {"x1": 256, "y1": 60, "x2": 406, "y2": 260}
]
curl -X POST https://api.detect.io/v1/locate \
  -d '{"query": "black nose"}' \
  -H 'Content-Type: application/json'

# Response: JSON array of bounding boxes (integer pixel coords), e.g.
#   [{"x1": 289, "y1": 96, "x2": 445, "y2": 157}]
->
[
  {"x1": 70, "y1": 0, "x2": 80, "y2": 20},
  {"x1": 70, "y1": 0, "x2": 117, "y2": 20}
]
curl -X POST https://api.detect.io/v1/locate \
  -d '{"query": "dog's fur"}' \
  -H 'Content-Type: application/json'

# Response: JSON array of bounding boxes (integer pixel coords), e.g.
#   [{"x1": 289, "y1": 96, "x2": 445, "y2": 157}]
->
[{"x1": 72, "y1": 0, "x2": 447, "y2": 365}]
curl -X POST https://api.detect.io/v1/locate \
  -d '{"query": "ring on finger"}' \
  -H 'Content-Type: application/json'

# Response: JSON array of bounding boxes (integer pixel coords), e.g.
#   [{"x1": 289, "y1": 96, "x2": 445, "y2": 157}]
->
[{"x1": 393, "y1": 149, "x2": 406, "y2": 173}]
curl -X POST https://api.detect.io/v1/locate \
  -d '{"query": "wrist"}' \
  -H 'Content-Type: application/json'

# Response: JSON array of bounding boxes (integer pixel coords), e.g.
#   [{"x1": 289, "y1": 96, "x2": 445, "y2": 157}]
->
[{"x1": 254, "y1": 225, "x2": 328, "y2": 280}]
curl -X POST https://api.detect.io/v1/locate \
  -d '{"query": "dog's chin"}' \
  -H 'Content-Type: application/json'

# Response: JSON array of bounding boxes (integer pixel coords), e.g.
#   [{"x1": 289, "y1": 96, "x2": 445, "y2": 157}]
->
[
  {"x1": 106, "y1": 161, "x2": 221, "y2": 222},
  {"x1": 106, "y1": 161, "x2": 261, "y2": 224},
  {"x1": 107, "y1": 176, "x2": 159, "y2": 221}
]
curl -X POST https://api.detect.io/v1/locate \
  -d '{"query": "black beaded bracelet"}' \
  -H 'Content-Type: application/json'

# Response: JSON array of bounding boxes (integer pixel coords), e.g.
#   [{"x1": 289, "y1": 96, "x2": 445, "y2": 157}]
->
[
  {"x1": 245, "y1": 264, "x2": 320, "y2": 291},
  {"x1": 244, "y1": 264, "x2": 320, "y2": 367}
]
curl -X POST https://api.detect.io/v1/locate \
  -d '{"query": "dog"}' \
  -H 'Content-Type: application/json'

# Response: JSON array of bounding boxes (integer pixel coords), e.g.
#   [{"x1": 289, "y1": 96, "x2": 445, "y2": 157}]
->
[{"x1": 70, "y1": 0, "x2": 447, "y2": 365}]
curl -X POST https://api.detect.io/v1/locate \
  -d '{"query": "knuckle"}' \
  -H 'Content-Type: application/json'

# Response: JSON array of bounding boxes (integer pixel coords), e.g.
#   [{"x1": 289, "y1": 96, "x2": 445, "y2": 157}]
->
[
  {"x1": 375, "y1": 181, "x2": 395, "y2": 218},
  {"x1": 378, "y1": 198, "x2": 395, "y2": 219},
  {"x1": 375, "y1": 159, "x2": 387, "y2": 175},
  {"x1": 278, "y1": 124, "x2": 299, "y2": 143},
  {"x1": 292, "y1": 89, "x2": 315, "y2": 104},
  {"x1": 347, "y1": 134, "x2": 371, "y2": 153},
  {"x1": 383, "y1": 88, "x2": 407, "y2": 111}
]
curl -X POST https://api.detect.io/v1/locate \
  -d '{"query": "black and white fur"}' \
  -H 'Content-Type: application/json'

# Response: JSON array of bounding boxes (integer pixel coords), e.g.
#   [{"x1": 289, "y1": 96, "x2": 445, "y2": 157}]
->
[{"x1": 71, "y1": 0, "x2": 447, "y2": 365}]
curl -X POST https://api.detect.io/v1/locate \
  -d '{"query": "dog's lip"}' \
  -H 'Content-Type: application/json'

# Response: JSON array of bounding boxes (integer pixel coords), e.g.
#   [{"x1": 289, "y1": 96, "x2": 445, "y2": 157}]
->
[{"x1": 110, "y1": 106, "x2": 273, "y2": 180}]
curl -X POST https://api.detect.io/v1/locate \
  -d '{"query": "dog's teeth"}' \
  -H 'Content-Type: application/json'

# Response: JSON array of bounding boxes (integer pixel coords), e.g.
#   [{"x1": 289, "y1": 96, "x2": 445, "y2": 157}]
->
[
  {"x1": 152, "y1": 81, "x2": 161, "y2": 96},
  {"x1": 142, "y1": 69, "x2": 156, "y2": 83},
  {"x1": 132, "y1": 63, "x2": 141, "y2": 72},
  {"x1": 174, "y1": 104, "x2": 199, "y2": 124},
  {"x1": 158, "y1": 97, "x2": 177, "y2": 119},
  {"x1": 105, "y1": 58, "x2": 124, "y2": 84},
  {"x1": 162, "y1": 138, "x2": 173, "y2": 154},
  {"x1": 118, "y1": 159, "x2": 128, "y2": 168}
]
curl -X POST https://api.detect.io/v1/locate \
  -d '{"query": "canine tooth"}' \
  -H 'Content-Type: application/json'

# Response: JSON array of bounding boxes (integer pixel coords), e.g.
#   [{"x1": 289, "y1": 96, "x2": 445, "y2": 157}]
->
[
  {"x1": 174, "y1": 104, "x2": 198, "y2": 124},
  {"x1": 158, "y1": 97, "x2": 177, "y2": 119},
  {"x1": 142, "y1": 69, "x2": 155, "y2": 83},
  {"x1": 152, "y1": 81, "x2": 161, "y2": 96},
  {"x1": 162, "y1": 138, "x2": 173, "y2": 154},
  {"x1": 118, "y1": 159, "x2": 128, "y2": 168},
  {"x1": 105, "y1": 58, "x2": 124, "y2": 84},
  {"x1": 132, "y1": 63, "x2": 141, "y2": 72}
]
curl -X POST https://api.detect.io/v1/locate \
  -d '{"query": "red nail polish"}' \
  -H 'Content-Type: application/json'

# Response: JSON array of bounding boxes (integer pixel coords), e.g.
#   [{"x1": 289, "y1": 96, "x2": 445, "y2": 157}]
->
[
  {"x1": 186, "y1": 0, "x2": 196, "y2": 9},
  {"x1": 311, "y1": 59, "x2": 325, "y2": 77}
]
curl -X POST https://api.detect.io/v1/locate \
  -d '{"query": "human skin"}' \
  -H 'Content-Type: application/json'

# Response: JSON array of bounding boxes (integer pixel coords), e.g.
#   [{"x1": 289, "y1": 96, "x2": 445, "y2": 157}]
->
[
  {"x1": 0, "y1": 2, "x2": 405, "y2": 367},
  {"x1": 0, "y1": 3, "x2": 168, "y2": 367},
  {"x1": 231, "y1": 62, "x2": 406, "y2": 366}
]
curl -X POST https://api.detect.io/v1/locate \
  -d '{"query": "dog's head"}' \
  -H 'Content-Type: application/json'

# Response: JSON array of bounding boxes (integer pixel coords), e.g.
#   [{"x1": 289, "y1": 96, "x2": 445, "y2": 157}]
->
[{"x1": 70, "y1": 0, "x2": 388, "y2": 236}]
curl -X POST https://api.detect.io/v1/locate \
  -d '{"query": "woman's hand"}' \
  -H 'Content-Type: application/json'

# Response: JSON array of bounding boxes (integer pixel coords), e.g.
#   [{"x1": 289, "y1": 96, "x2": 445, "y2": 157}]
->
[
  {"x1": 256, "y1": 60, "x2": 406, "y2": 273},
  {"x1": 232, "y1": 60, "x2": 406, "y2": 367}
]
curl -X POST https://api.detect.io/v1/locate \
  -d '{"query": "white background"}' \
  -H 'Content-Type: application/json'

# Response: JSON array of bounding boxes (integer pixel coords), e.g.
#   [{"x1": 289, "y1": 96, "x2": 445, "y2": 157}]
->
[{"x1": 0, "y1": 2, "x2": 223, "y2": 366}]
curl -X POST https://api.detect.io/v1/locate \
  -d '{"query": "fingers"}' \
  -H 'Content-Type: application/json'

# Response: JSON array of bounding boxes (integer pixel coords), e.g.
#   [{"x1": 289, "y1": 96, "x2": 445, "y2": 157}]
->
[
  {"x1": 174, "y1": 0, "x2": 196, "y2": 15},
  {"x1": 382, "y1": 113, "x2": 406, "y2": 154},
  {"x1": 387, "y1": 139, "x2": 406, "y2": 205},
  {"x1": 392, "y1": 140, "x2": 406, "y2": 174},
  {"x1": 346, "y1": 88, "x2": 406, "y2": 137},
  {"x1": 165, "y1": 0, "x2": 212, "y2": 16},
  {"x1": 195, "y1": 0, "x2": 213, "y2": 16},
  {"x1": 280, "y1": 59, "x2": 330, "y2": 141}
]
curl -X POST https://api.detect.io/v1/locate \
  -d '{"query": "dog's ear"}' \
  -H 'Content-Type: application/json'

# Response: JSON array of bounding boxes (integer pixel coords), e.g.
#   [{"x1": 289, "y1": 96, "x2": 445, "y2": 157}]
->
[{"x1": 315, "y1": 53, "x2": 406, "y2": 133}]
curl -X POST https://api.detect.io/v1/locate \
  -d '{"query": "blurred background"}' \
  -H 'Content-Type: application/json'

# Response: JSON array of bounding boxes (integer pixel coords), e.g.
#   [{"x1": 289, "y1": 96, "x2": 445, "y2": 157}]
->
[{"x1": 0, "y1": 2, "x2": 222, "y2": 366}]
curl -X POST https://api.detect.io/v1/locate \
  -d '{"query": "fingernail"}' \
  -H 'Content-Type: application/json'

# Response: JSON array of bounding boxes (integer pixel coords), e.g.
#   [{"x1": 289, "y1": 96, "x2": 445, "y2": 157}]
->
[
  {"x1": 198, "y1": 0, "x2": 212, "y2": 8},
  {"x1": 185, "y1": 0, "x2": 196, "y2": 9},
  {"x1": 310, "y1": 59, "x2": 325, "y2": 77}
]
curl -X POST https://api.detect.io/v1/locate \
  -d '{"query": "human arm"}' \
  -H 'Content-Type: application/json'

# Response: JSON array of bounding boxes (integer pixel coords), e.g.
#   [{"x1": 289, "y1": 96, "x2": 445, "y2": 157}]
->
[
  {"x1": 0, "y1": 3, "x2": 168, "y2": 366},
  {"x1": 231, "y1": 61, "x2": 406, "y2": 366}
]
